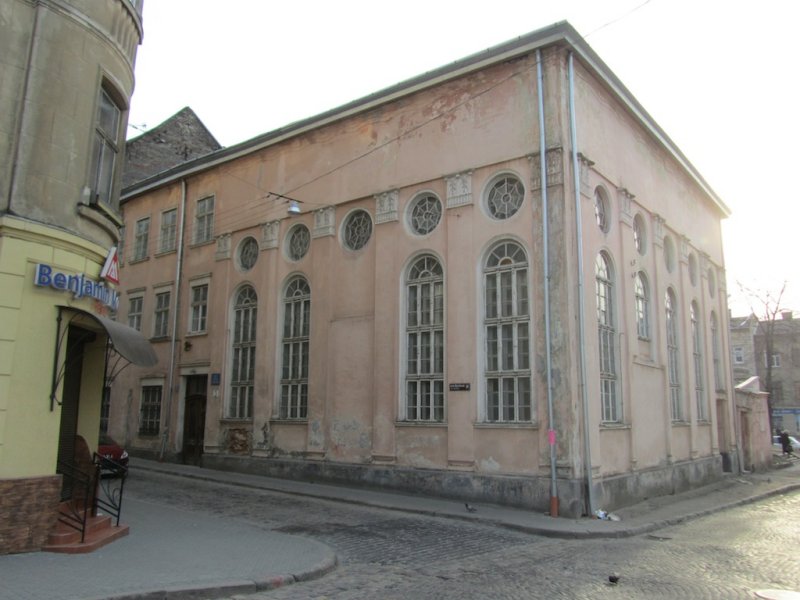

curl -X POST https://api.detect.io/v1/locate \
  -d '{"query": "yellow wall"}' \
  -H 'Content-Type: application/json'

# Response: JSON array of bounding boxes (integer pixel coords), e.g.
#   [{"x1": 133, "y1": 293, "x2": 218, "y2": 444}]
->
[{"x1": 0, "y1": 216, "x2": 110, "y2": 477}]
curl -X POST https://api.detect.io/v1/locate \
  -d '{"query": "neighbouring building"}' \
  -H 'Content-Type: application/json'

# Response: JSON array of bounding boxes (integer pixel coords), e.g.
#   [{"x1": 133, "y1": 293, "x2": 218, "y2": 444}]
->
[
  {"x1": 0, "y1": 0, "x2": 151, "y2": 554},
  {"x1": 111, "y1": 22, "x2": 738, "y2": 517},
  {"x1": 731, "y1": 311, "x2": 800, "y2": 435}
]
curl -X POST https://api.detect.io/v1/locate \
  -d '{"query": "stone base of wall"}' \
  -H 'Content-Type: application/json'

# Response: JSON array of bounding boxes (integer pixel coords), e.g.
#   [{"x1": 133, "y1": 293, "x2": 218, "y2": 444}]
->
[
  {"x1": 200, "y1": 454, "x2": 587, "y2": 517},
  {"x1": 593, "y1": 454, "x2": 726, "y2": 511},
  {"x1": 0, "y1": 475, "x2": 61, "y2": 555}
]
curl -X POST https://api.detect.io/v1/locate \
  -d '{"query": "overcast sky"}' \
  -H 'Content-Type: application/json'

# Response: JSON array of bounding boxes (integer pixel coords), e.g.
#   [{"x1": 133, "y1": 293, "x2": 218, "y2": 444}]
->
[{"x1": 128, "y1": 0, "x2": 799, "y2": 316}]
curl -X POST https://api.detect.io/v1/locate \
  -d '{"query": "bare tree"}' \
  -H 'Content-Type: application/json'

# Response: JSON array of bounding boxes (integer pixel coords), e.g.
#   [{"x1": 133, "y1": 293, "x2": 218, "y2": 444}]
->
[{"x1": 738, "y1": 281, "x2": 788, "y2": 434}]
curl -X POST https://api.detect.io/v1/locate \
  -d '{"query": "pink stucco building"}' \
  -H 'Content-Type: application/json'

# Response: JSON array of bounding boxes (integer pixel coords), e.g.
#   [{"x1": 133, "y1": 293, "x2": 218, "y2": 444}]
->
[{"x1": 111, "y1": 22, "x2": 737, "y2": 516}]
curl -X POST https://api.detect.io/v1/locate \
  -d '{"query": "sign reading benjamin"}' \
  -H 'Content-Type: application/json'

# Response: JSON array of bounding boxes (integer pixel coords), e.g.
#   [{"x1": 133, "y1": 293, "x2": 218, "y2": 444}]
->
[{"x1": 34, "y1": 263, "x2": 120, "y2": 310}]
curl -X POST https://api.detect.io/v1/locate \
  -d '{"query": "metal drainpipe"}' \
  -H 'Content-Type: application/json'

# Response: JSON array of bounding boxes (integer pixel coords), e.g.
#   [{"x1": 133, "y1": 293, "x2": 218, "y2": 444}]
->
[
  {"x1": 568, "y1": 51, "x2": 596, "y2": 516},
  {"x1": 159, "y1": 178, "x2": 187, "y2": 460},
  {"x1": 537, "y1": 49, "x2": 559, "y2": 518}
]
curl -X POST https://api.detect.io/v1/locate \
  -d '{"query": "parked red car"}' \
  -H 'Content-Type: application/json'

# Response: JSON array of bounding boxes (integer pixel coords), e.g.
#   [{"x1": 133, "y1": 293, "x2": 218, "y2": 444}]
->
[{"x1": 97, "y1": 434, "x2": 129, "y2": 469}]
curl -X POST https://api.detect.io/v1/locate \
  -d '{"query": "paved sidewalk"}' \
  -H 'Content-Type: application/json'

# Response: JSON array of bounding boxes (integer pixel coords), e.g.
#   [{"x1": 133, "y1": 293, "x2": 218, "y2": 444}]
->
[{"x1": 1, "y1": 457, "x2": 796, "y2": 600}]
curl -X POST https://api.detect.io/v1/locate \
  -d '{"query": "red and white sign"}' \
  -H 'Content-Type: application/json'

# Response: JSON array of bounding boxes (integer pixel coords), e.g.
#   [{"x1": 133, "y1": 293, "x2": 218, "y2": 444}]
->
[{"x1": 100, "y1": 246, "x2": 120, "y2": 284}]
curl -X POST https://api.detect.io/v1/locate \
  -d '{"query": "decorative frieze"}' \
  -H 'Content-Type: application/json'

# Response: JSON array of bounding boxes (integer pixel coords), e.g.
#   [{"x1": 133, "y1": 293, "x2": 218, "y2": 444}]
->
[
  {"x1": 653, "y1": 213, "x2": 665, "y2": 246},
  {"x1": 313, "y1": 206, "x2": 335, "y2": 238},
  {"x1": 375, "y1": 190, "x2": 399, "y2": 224},
  {"x1": 445, "y1": 170, "x2": 473, "y2": 208},
  {"x1": 261, "y1": 221, "x2": 280, "y2": 250},
  {"x1": 529, "y1": 148, "x2": 563, "y2": 190},
  {"x1": 617, "y1": 187, "x2": 635, "y2": 225},
  {"x1": 214, "y1": 233, "x2": 231, "y2": 261}
]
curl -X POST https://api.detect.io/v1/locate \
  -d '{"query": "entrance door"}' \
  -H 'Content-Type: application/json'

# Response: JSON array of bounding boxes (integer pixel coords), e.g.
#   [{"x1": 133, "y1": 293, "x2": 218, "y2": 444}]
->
[
  {"x1": 182, "y1": 375, "x2": 207, "y2": 465},
  {"x1": 56, "y1": 326, "x2": 95, "y2": 498}
]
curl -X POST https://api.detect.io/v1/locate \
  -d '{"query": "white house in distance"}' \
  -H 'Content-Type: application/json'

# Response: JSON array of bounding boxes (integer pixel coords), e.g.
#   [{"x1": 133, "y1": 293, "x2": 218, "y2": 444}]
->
[{"x1": 110, "y1": 21, "x2": 737, "y2": 517}]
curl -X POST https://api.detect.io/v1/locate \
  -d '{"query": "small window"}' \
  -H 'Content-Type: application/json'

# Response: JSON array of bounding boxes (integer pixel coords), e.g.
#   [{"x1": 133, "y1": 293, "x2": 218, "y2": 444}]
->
[
  {"x1": 194, "y1": 196, "x2": 215, "y2": 244},
  {"x1": 153, "y1": 291, "x2": 170, "y2": 338},
  {"x1": 286, "y1": 224, "x2": 311, "y2": 261},
  {"x1": 133, "y1": 217, "x2": 150, "y2": 261},
  {"x1": 634, "y1": 272, "x2": 650, "y2": 339},
  {"x1": 633, "y1": 214, "x2": 646, "y2": 255},
  {"x1": 237, "y1": 236, "x2": 259, "y2": 271},
  {"x1": 767, "y1": 353, "x2": 781, "y2": 368},
  {"x1": 139, "y1": 385, "x2": 162, "y2": 435},
  {"x1": 486, "y1": 175, "x2": 524, "y2": 220},
  {"x1": 342, "y1": 209, "x2": 372, "y2": 251},
  {"x1": 594, "y1": 188, "x2": 610, "y2": 233},
  {"x1": 159, "y1": 209, "x2": 177, "y2": 253},
  {"x1": 190, "y1": 284, "x2": 209, "y2": 333},
  {"x1": 408, "y1": 193, "x2": 442, "y2": 235},
  {"x1": 733, "y1": 346, "x2": 744, "y2": 364},
  {"x1": 128, "y1": 296, "x2": 143, "y2": 331}
]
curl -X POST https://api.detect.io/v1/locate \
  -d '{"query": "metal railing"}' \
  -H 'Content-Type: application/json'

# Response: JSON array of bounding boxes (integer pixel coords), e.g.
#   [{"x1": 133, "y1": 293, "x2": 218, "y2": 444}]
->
[{"x1": 93, "y1": 453, "x2": 128, "y2": 526}]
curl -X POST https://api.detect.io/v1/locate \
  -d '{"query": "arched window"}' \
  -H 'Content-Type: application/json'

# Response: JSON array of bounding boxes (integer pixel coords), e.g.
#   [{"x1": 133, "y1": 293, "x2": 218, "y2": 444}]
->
[
  {"x1": 665, "y1": 289, "x2": 682, "y2": 421},
  {"x1": 229, "y1": 286, "x2": 257, "y2": 419},
  {"x1": 691, "y1": 302, "x2": 706, "y2": 420},
  {"x1": 280, "y1": 277, "x2": 310, "y2": 419},
  {"x1": 405, "y1": 255, "x2": 444, "y2": 421},
  {"x1": 596, "y1": 252, "x2": 619, "y2": 422},
  {"x1": 594, "y1": 188, "x2": 610, "y2": 233},
  {"x1": 484, "y1": 241, "x2": 531, "y2": 422},
  {"x1": 634, "y1": 271, "x2": 650, "y2": 339}
]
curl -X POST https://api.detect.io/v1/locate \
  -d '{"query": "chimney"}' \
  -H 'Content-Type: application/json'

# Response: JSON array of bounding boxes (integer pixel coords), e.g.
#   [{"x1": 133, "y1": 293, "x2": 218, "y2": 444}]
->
[{"x1": 781, "y1": 310, "x2": 793, "y2": 320}]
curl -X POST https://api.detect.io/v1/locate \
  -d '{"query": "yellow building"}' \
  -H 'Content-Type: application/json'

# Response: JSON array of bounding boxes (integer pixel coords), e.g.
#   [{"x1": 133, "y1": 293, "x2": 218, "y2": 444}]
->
[{"x1": 0, "y1": 0, "x2": 150, "y2": 554}]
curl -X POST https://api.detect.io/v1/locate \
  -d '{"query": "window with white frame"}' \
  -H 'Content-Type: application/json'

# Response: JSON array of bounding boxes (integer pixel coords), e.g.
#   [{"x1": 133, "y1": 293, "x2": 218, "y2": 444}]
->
[
  {"x1": 280, "y1": 277, "x2": 311, "y2": 419},
  {"x1": 766, "y1": 352, "x2": 781, "y2": 368},
  {"x1": 484, "y1": 241, "x2": 531, "y2": 422},
  {"x1": 733, "y1": 346, "x2": 744, "y2": 364},
  {"x1": 153, "y1": 291, "x2": 171, "y2": 338},
  {"x1": 194, "y1": 196, "x2": 215, "y2": 244},
  {"x1": 596, "y1": 252, "x2": 619, "y2": 422},
  {"x1": 691, "y1": 302, "x2": 707, "y2": 420},
  {"x1": 229, "y1": 286, "x2": 257, "y2": 419},
  {"x1": 159, "y1": 208, "x2": 177, "y2": 253},
  {"x1": 133, "y1": 217, "x2": 150, "y2": 261},
  {"x1": 128, "y1": 295, "x2": 143, "y2": 331},
  {"x1": 89, "y1": 87, "x2": 122, "y2": 207},
  {"x1": 711, "y1": 313, "x2": 723, "y2": 391},
  {"x1": 485, "y1": 175, "x2": 525, "y2": 220},
  {"x1": 139, "y1": 385, "x2": 162, "y2": 435},
  {"x1": 634, "y1": 271, "x2": 650, "y2": 339},
  {"x1": 405, "y1": 255, "x2": 444, "y2": 421},
  {"x1": 666, "y1": 289, "x2": 682, "y2": 421},
  {"x1": 189, "y1": 283, "x2": 209, "y2": 333}
]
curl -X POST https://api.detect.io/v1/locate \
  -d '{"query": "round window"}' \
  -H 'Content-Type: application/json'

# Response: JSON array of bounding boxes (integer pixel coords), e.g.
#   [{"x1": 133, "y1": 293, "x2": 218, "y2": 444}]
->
[
  {"x1": 408, "y1": 193, "x2": 442, "y2": 235},
  {"x1": 286, "y1": 224, "x2": 310, "y2": 261},
  {"x1": 486, "y1": 175, "x2": 524, "y2": 220},
  {"x1": 238, "y1": 236, "x2": 259, "y2": 271},
  {"x1": 342, "y1": 209, "x2": 373, "y2": 251}
]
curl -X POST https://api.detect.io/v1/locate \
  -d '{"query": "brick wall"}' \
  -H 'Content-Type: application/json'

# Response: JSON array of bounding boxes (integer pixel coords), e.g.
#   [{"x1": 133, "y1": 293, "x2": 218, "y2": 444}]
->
[{"x1": 0, "y1": 475, "x2": 61, "y2": 554}]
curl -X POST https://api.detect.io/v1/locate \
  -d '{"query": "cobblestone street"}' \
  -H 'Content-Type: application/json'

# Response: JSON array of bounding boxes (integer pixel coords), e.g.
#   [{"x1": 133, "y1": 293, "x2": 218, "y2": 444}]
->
[{"x1": 127, "y1": 469, "x2": 800, "y2": 600}]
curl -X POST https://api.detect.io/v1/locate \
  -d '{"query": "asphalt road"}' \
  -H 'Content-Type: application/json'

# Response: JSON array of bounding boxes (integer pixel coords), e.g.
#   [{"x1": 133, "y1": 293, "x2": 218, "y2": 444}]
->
[{"x1": 126, "y1": 469, "x2": 800, "y2": 600}]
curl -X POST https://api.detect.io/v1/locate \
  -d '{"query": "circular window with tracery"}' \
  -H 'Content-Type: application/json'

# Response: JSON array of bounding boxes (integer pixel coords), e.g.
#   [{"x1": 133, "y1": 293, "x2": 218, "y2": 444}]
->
[
  {"x1": 342, "y1": 209, "x2": 373, "y2": 251},
  {"x1": 486, "y1": 175, "x2": 524, "y2": 220},
  {"x1": 286, "y1": 224, "x2": 310, "y2": 261},
  {"x1": 238, "y1": 236, "x2": 259, "y2": 271},
  {"x1": 408, "y1": 194, "x2": 442, "y2": 235}
]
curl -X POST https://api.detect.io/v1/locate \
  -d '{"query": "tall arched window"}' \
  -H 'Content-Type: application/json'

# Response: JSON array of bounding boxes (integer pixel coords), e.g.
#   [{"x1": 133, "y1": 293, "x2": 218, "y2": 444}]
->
[
  {"x1": 484, "y1": 241, "x2": 531, "y2": 422},
  {"x1": 405, "y1": 255, "x2": 444, "y2": 421},
  {"x1": 229, "y1": 286, "x2": 257, "y2": 419},
  {"x1": 691, "y1": 302, "x2": 706, "y2": 420},
  {"x1": 280, "y1": 277, "x2": 311, "y2": 419},
  {"x1": 665, "y1": 289, "x2": 682, "y2": 421},
  {"x1": 596, "y1": 252, "x2": 619, "y2": 422},
  {"x1": 634, "y1": 271, "x2": 650, "y2": 339}
]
